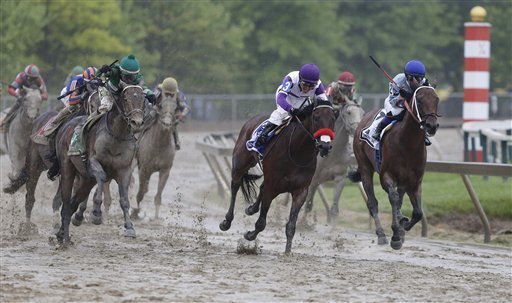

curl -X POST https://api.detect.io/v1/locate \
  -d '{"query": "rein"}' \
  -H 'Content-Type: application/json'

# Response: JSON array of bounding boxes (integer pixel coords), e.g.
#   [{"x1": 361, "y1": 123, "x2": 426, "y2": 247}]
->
[
  {"x1": 105, "y1": 85, "x2": 144, "y2": 141},
  {"x1": 404, "y1": 86, "x2": 441, "y2": 129}
]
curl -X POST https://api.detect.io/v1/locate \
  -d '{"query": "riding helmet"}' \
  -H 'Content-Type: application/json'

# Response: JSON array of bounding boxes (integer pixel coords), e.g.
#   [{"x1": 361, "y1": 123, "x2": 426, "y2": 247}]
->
[
  {"x1": 404, "y1": 60, "x2": 426, "y2": 77},
  {"x1": 120, "y1": 54, "x2": 140, "y2": 75},
  {"x1": 24, "y1": 64, "x2": 40, "y2": 77},
  {"x1": 338, "y1": 71, "x2": 356, "y2": 85},
  {"x1": 299, "y1": 63, "x2": 320, "y2": 84}
]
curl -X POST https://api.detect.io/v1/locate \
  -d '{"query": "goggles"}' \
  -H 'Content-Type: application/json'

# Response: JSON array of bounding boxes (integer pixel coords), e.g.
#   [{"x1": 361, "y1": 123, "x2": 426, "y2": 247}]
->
[
  {"x1": 406, "y1": 74, "x2": 424, "y2": 83},
  {"x1": 121, "y1": 74, "x2": 137, "y2": 84},
  {"x1": 300, "y1": 80, "x2": 316, "y2": 89}
]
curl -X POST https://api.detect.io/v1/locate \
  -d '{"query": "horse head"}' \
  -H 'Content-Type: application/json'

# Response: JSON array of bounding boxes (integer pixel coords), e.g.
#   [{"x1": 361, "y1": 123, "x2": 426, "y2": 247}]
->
[
  {"x1": 310, "y1": 99, "x2": 336, "y2": 157},
  {"x1": 337, "y1": 99, "x2": 364, "y2": 136},
  {"x1": 155, "y1": 94, "x2": 177, "y2": 129},
  {"x1": 118, "y1": 82, "x2": 145, "y2": 132},
  {"x1": 410, "y1": 86, "x2": 440, "y2": 137},
  {"x1": 20, "y1": 86, "x2": 43, "y2": 120}
]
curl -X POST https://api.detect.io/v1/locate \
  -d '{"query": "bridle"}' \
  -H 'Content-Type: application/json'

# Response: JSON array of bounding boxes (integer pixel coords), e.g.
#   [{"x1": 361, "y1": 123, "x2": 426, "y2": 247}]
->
[
  {"x1": 106, "y1": 85, "x2": 144, "y2": 141},
  {"x1": 404, "y1": 86, "x2": 441, "y2": 129}
]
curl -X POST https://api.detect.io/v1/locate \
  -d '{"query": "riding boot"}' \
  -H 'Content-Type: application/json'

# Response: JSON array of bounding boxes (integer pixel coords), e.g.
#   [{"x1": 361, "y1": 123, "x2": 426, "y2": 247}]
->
[
  {"x1": 372, "y1": 115, "x2": 392, "y2": 141},
  {"x1": 255, "y1": 121, "x2": 278, "y2": 148},
  {"x1": 173, "y1": 129, "x2": 181, "y2": 150},
  {"x1": 43, "y1": 105, "x2": 75, "y2": 137},
  {"x1": 46, "y1": 138, "x2": 60, "y2": 181}
]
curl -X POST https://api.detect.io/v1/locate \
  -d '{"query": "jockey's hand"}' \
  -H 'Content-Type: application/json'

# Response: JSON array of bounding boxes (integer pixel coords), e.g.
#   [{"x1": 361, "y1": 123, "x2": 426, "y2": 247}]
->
[
  {"x1": 176, "y1": 113, "x2": 185, "y2": 122},
  {"x1": 99, "y1": 64, "x2": 112, "y2": 74},
  {"x1": 41, "y1": 91, "x2": 48, "y2": 101},
  {"x1": 146, "y1": 94, "x2": 156, "y2": 105},
  {"x1": 399, "y1": 88, "x2": 413, "y2": 100},
  {"x1": 290, "y1": 108, "x2": 299, "y2": 116},
  {"x1": 89, "y1": 78, "x2": 103, "y2": 87}
]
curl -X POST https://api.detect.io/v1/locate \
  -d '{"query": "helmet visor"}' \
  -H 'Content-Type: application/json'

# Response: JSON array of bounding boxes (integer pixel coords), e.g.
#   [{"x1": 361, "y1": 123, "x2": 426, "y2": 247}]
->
[
  {"x1": 300, "y1": 80, "x2": 316, "y2": 90},
  {"x1": 406, "y1": 74, "x2": 424, "y2": 83}
]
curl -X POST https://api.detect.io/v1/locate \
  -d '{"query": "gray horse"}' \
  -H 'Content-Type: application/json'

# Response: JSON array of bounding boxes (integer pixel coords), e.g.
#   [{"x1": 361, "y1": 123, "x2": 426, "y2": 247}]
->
[
  {"x1": 0, "y1": 87, "x2": 44, "y2": 185},
  {"x1": 130, "y1": 94, "x2": 177, "y2": 220},
  {"x1": 304, "y1": 99, "x2": 364, "y2": 223}
]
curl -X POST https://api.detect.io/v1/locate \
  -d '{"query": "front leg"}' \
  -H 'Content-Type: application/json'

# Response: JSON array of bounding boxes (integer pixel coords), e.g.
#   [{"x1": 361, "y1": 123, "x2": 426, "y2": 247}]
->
[
  {"x1": 405, "y1": 186, "x2": 423, "y2": 231},
  {"x1": 88, "y1": 157, "x2": 107, "y2": 225},
  {"x1": 285, "y1": 188, "x2": 309, "y2": 254},
  {"x1": 117, "y1": 169, "x2": 136, "y2": 237}
]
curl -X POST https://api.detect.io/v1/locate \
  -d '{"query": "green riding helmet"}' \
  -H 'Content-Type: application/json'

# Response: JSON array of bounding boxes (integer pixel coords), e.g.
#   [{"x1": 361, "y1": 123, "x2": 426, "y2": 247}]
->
[{"x1": 119, "y1": 54, "x2": 140, "y2": 75}]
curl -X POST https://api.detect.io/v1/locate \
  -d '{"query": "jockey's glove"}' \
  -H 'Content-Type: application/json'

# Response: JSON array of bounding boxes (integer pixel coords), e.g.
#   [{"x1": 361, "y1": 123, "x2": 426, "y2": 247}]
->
[
  {"x1": 99, "y1": 64, "x2": 112, "y2": 75},
  {"x1": 146, "y1": 94, "x2": 156, "y2": 105},
  {"x1": 399, "y1": 88, "x2": 413, "y2": 100}
]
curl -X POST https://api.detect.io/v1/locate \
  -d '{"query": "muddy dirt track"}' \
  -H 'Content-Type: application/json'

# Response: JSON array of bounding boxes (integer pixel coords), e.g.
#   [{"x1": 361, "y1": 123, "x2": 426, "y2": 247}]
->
[{"x1": 1, "y1": 130, "x2": 511, "y2": 303}]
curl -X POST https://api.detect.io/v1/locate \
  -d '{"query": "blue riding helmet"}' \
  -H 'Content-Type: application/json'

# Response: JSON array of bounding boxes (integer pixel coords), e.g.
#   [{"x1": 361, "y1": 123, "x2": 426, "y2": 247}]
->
[
  {"x1": 404, "y1": 60, "x2": 426, "y2": 77},
  {"x1": 299, "y1": 63, "x2": 320, "y2": 84}
]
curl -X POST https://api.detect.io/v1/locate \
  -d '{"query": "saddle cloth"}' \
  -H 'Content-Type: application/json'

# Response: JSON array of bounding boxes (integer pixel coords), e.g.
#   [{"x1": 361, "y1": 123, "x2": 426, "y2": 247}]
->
[
  {"x1": 31, "y1": 116, "x2": 58, "y2": 145},
  {"x1": 359, "y1": 109, "x2": 395, "y2": 150},
  {"x1": 246, "y1": 117, "x2": 291, "y2": 156}
]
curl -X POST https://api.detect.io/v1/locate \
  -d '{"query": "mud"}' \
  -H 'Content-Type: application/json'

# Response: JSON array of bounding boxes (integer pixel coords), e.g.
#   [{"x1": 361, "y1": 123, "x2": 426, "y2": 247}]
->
[{"x1": 1, "y1": 131, "x2": 511, "y2": 303}]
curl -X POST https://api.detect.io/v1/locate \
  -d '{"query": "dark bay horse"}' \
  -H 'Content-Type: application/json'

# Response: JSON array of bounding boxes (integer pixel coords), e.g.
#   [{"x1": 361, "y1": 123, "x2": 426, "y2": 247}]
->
[
  {"x1": 3, "y1": 86, "x2": 100, "y2": 232},
  {"x1": 349, "y1": 86, "x2": 440, "y2": 250},
  {"x1": 219, "y1": 99, "x2": 336, "y2": 254},
  {"x1": 130, "y1": 93, "x2": 177, "y2": 220},
  {"x1": 54, "y1": 83, "x2": 145, "y2": 245}
]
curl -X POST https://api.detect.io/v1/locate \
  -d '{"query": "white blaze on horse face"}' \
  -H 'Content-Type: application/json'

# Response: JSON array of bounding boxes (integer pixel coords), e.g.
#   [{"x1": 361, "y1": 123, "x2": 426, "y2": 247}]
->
[{"x1": 320, "y1": 135, "x2": 331, "y2": 143}]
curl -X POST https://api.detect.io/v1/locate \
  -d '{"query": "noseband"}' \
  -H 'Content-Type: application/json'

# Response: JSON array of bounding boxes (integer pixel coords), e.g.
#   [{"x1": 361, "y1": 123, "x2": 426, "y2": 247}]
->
[{"x1": 405, "y1": 86, "x2": 441, "y2": 129}]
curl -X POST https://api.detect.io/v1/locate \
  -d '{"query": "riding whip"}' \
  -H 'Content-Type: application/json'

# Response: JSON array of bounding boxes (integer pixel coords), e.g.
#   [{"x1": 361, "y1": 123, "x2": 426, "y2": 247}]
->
[
  {"x1": 57, "y1": 59, "x2": 118, "y2": 100},
  {"x1": 369, "y1": 56, "x2": 399, "y2": 88}
]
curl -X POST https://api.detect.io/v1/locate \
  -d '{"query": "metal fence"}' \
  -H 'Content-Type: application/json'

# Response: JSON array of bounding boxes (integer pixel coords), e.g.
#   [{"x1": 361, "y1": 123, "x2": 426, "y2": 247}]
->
[{"x1": 2, "y1": 92, "x2": 511, "y2": 122}]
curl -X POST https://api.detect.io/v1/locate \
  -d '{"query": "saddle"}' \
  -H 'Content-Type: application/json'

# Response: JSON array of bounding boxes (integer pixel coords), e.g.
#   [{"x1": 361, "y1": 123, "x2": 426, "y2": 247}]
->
[{"x1": 246, "y1": 116, "x2": 292, "y2": 156}]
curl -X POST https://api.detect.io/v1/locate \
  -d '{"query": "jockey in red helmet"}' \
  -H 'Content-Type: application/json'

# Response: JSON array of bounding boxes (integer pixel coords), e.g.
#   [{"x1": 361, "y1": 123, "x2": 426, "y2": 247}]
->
[{"x1": 326, "y1": 71, "x2": 358, "y2": 107}]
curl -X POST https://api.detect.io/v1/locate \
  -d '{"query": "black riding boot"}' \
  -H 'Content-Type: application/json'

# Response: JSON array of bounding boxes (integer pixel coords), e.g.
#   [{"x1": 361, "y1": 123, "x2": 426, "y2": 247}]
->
[
  {"x1": 173, "y1": 129, "x2": 181, "y2": 150},
  {"x1": 255, "y1": 122, "x2": 278, "y2": 147},
  {"x1": 372, "y1": 115, "x2": 392, "y2": 141}
]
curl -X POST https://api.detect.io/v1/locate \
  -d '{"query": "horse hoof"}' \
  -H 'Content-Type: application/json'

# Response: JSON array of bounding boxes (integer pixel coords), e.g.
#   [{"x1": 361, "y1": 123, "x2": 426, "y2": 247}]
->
[
  {"x1": 219, "y1": 220, "x2": 231, "y2": 231},
  {"x1": 90, "y1": 214, "x2": 103, "y2": 225},
  {"x1": 390, "y1": 239, "x2": 403, "y2": 250},
  {"x1": 245, "y1": 206, "x2": 258, "y2": 216},
  {"x1": 71, "y1": 214, "x2": 83, "y2": 226},
  {"x1": 244, "y1": 231, "x2": 257, "y2": 241},
  {"x1": 124, "y1": 228, "x2": 136, "y2": 238},
  {"x1": 377, "y1": 236, "x2": 388, "y2": 245},
  {"x1": 329, "y1": 206, "x2": 339, "y2": 218}
]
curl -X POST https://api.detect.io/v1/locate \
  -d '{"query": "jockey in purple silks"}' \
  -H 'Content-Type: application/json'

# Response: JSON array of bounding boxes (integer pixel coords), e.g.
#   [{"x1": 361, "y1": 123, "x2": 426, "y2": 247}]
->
[{"x1": 247, "y1": 63, "x2": 329, "y2": 155}]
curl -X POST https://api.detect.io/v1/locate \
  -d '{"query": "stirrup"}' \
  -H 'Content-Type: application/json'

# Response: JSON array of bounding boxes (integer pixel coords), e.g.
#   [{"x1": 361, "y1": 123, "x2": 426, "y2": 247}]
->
[{"x1": 425, "y1": 137, "x2": 431, "y2": 146}]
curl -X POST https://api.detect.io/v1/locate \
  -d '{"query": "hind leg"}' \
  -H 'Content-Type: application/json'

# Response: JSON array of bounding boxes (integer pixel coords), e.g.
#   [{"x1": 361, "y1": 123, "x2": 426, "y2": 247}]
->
[
  {"x1": 103, "y1": 180, "x2": 112, "y2": 217},
  {"x1": 284, "y1": 188, "x2": 309, "y2": 254},
  {"x1": 245, "y1": 184, "x2": 263, "y2": 216},
  {"x1": 219, "y1": 178, "x2": 242, "y2": 231},
  {"x1": 88, "y1": 158, "x2": 107, "y2": 225},
  {"x1": 70, "y1": 179, "x2": 95, "y2": 225},
  {"x1": 244, "y1": 189, "x2": 278, "y2": 241},
  {"x1": 330, "y1": 176, "x2": 347, "y2": 220}
]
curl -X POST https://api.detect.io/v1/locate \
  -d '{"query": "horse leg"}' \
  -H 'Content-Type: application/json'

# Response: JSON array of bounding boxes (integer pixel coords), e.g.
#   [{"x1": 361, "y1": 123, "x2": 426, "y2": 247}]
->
[
  {"x1": 58, "y1": 170, "x2": 76, "y2": 246},
  {"x1": 219, "y1": 179, "x2": 242, "y2": 231},
  {"x1": 284, "y1": 188, "x2": 309, "y2": 254},
  {"x1": 20, "y1": 165, "x2": 43, "y2": 235},
  {"x1": 385, "y1": 184, "x2": 403, "y2": 250},
  {"x1": 361, "y1": 170, "x2": 387, "y2": 245},
  {"x1": 244, "y1": 191, "x2": 276, "y2": 242},
  {"x1": 245, "y1": 184, "x2": 263, "y2": 216},
  {"x1": 88, "y1": 158, "x2": 106, "y2": 225},
  {"x1": 117, "y1": 172, "x2": 136, "y2": 237},
  {"x1": 154, "y1": 169, "x2": 171, "y2": 220},
  {"x1": 70, "y1": 180, "x2": 95, "y2": 226},
  {"x1": 330, "y1": 176, "x2": 347, "y2": 221},
  {"x1": 133, "y1": 168, "x2": 151, "y2": 220},
  {"x1": 304, "y1": 184, "x2": 318, "y2": 213},
  {"x1": 404, "y1": 187, "x2": 423, "y2": 231},
  {"x1": 103, "y1": 180, "x2": 112, "y2": 217}
]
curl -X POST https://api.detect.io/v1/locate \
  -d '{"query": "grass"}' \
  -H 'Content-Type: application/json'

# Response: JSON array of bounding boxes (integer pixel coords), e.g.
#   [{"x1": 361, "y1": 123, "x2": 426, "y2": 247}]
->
[{"x1": 318, "y1": 172, "x2": 512, "y2": 220}]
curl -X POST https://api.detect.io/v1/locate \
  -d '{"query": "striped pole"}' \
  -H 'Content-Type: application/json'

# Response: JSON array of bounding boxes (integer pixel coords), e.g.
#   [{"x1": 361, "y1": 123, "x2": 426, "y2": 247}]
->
[{"x1": 463, "y1": 6, "x2": 491, "y2": 162}]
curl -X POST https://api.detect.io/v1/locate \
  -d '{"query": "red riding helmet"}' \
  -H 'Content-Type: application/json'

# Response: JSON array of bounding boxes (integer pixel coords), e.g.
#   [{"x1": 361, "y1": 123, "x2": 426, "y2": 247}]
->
[{"x1": 338, "y1": 71, "x2": 356, "y2": 85}]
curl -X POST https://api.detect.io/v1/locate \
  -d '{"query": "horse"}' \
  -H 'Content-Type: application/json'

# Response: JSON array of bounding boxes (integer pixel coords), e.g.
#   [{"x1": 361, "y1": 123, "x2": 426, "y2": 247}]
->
[
  {"x1": 54, "y1": 83, "x2": 145, "y2": 245},
  {"x1": 128, "y1": 93, "x2": 177, "y2": 220},
  {"x1": 2, "y1": 85, "x2": 100, "y2": 233},
  {"x1": 349, "y1": 86, "x2": 440, "y2": 250},
  {"x1": 0, "y1": 86, "x2": 44, "y2": 185},
  {"x1": 219, "y1": 98, "x2": 336, "y2": 254},
  {"x1": 303, "y1": 99, "x2": 364, "y2": 223}
]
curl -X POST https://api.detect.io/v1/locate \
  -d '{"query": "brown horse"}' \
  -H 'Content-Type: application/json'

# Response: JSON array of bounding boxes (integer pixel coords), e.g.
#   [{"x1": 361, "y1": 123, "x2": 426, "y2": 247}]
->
[
  {"x1": 349, "y1": 86, "x2": 440, "y2": 250},
  {"x1": 3, "y1": 86, "x2": 100, "y2": 233},
  {"x1": 54, "y1": 83, "x2": 145, "y2": 245},
  {"x1": 219, "y1": 99, "x2": 336, "y2": 254}
]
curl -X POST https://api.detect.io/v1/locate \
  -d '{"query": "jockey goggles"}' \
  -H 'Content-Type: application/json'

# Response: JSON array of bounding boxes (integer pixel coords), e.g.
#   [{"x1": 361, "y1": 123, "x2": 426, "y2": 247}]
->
[
  {"x1": 300, "y1": 80, "x2": 316, "y2": 89},
  {"x1": 121, "y1": 73, "x2": 137, "y2": 84},
  {"x1": 406, "y1": 74, "x2": 424, "y2": 83}
]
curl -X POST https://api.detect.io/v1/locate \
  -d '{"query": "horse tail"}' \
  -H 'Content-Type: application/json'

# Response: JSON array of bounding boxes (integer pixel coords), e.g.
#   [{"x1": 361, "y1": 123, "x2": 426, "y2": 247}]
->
[
  {"x1": 240, "y1": 173, "x2": 262, "y2": 204},
  {"x1": 3, "y1": 157, "x2": 30, "y2": 194},
  {"x1": 347, "y1": 170, "x2": 361, "y2": 183}
]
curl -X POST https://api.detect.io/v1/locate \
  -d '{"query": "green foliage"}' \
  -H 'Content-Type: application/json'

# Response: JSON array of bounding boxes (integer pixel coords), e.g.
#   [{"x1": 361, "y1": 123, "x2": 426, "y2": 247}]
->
[{"x1": 0, "y1": 1, "x2": 46, "y2": 82}]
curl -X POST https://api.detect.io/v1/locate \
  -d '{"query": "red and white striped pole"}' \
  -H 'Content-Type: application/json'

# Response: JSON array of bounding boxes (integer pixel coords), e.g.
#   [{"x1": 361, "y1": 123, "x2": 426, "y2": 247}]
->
[{"x1": 463, "y1": 6, "x2": 491, "y2": 162}]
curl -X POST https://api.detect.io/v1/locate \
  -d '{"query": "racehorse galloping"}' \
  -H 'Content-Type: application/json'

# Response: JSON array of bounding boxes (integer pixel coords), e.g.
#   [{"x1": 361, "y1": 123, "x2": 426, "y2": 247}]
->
[
  {"x1": 349, "y1": 86, "x2": 440, "y2": 250},
  {"x1": 0, "y1": 87, "x2": 44, "y2": 186},
  {"x1": 304, "y1": 99, "x2": 364, "y2": 223},
  {"x1": 131, "y1": 92, "x2": 177, "y2": 220},
  {"x1": 54, "y1": 83, "x2": 144, "y2": 245},
  {"x1": 219, "y1": 99, "x2": 335, "y2": 254},
  {"x1": 3, "y1": 88, "x2": 99, "y2": 232}
]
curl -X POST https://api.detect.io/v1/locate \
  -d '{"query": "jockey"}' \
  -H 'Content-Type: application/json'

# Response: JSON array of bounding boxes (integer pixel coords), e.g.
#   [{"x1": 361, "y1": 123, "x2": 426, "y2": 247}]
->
[
  {"x1": 372, "y1": 59, "x2": 430, "y2": 141},
  {"x1": 1, "y1": 64, "x2": 48, "y2": 129},
  {"x1": 247, "y1": 63, "x2": 328, "y2": 154},
  {"x1": 153, "y1": 77, "x2": 190, "y2": 150},
  {"x1": 42, "y1": 67, "x2": 97, "y2": 138},
  {"x1": 63, "y1": 65, "x2": 84, "y2": 87},
  {"x1": 95, "y1": 54, "x2": 156, "y2": 113},
  {"x1": 326, "y1": 71, "x2": 359, "y2": 110}
]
